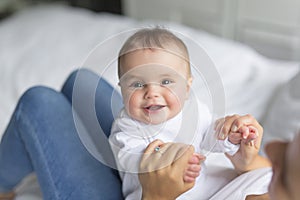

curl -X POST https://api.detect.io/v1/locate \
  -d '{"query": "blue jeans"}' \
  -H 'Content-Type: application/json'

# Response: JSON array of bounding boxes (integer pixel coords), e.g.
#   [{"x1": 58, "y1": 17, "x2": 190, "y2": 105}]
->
[{"x1": 0, "y1": 69, "x2": 123, "y2": 199}]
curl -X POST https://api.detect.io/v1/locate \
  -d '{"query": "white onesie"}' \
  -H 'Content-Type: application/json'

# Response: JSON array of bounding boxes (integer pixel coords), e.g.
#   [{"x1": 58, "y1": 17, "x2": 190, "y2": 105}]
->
[{"x1": 109, "y1": 101, "x2": 240, "y2": 199}]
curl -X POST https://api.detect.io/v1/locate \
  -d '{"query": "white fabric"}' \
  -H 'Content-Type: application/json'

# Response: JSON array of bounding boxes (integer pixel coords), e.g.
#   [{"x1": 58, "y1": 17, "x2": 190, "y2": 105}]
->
[
  {"x1": 210, "y1": 167, "x2": 272, "y2": 200},
  {"x1": 109, "y1": 102, "x2": 241, "y2": 200}
]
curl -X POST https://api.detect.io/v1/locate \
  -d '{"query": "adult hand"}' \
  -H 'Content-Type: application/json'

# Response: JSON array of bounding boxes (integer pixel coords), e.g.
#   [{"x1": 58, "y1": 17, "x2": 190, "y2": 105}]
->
[
  {"x1": 215, "y1": 114, "x2": 270, "y2": 173},
  {"x1": 139, "y1": 140, "x2": 196, "y2": 200}
]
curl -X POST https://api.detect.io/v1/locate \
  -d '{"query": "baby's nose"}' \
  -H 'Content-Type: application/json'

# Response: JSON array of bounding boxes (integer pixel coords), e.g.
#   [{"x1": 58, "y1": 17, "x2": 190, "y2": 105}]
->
[{"x1": 144, "y1": 84, "x2": 160, "y2": 99}]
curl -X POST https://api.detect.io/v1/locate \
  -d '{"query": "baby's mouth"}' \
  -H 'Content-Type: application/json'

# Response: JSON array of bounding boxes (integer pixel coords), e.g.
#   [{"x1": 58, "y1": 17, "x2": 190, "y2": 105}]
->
[{"x1": 145, "y1": 105, "x2": 165, "y2": 111}]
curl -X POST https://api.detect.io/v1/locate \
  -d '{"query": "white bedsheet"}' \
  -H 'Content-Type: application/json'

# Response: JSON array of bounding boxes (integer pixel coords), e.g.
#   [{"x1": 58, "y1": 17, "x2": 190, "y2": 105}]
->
[{"x1": 0, "y1": 3, "x2": 299, "y2": 199}]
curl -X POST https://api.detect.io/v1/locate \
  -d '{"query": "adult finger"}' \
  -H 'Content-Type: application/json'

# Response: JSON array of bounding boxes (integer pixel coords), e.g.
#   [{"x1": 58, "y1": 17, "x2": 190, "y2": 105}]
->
[
  {"x1": 140, "y1": 142, "x2": 193, "y2": 173},
  {"x1": 144, "y1": 139, "x2": 165, "y2": 154},
  {"x1": 217, "y1": 115, "x2": 240, "y2": 140},
  {"x1": 140, "y1": 139, "x2": 165, "y2": 172}
]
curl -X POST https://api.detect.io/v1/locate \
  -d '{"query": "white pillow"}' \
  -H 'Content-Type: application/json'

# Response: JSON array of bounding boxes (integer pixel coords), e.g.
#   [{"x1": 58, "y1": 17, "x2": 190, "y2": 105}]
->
[{"x1": 262, "y1": 70, "x2": 300, "y2": 150}]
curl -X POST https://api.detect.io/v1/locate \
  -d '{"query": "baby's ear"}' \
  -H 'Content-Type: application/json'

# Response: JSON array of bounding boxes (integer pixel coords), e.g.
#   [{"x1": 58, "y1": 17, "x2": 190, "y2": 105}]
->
[{"x1": 186, "y1": 77, "x2": 193, "y2": 99}]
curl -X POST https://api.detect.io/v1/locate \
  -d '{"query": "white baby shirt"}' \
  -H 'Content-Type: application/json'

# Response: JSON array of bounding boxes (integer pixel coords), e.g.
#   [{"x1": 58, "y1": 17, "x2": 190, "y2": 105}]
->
[{"x1": 109, "y1": 101, "x2": 240, "y2": 200}]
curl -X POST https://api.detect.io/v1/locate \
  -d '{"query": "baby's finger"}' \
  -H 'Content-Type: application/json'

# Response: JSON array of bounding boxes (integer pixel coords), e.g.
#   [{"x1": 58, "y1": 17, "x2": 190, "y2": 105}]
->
[
  {"x1": 240, "y1": 126, "x2": 250, "y2": 140},
  {"x1": 188, "y1": 155, "x2": 199, "y2": 164},
  {"x1": 183, "y1": 175, "x2": 196, "y2": 183},
  {"x1": 187, "y1": 164, "x2": 201, "y2": 172},
  {"x1": 185, "y1": 170, "x2": 200, "y2": 178},
  {"x1": 232, "y1": 114, "x2": 263, "y2": 135},
  {"x1": 228, "y1": 132, "x2": 243, "y2": 144},
  {"x1": 245, "y1": 126, "x2": 259, "y2": 145},
  {"x1": 197, "y1": 154, "x2": 206, "y2": 163},
  {"x1": 189, "y1": 153, "x2": 206, "y2": 164},
  {"x1": 249, "y1": 126, "x2": 259, "y2": 137}
]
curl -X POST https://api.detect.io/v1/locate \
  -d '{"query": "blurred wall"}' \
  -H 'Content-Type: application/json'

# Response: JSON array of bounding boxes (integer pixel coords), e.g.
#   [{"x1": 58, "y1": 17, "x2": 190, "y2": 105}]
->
[{"x1": 122, "y1": 0, "x2": 300, "y2": 61}]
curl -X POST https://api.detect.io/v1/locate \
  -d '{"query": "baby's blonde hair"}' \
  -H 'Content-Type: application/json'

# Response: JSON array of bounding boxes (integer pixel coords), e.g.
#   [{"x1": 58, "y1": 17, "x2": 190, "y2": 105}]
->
[{"x1": 118, "y1": 27, "x2": 191, "y2": 78}]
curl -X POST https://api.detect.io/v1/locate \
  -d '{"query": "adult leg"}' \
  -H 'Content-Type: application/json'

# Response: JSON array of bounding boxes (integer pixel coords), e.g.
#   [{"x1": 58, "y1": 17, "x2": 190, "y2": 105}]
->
[
  {"x1": 0, "y1": 86, "x2": 123, "y2": 199},
  {"x1": 61, "y1": 68, "x2": 123, "y2": 198},
  {"x1": 61, "y1": 68, "x2": 123, "y2": 168}
]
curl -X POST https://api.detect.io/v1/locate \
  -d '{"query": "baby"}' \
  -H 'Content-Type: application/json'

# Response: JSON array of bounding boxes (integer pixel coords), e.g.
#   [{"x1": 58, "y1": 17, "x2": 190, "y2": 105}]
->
[{"x1": 109, "y1": 27, "x2": 255, "y2": 199}]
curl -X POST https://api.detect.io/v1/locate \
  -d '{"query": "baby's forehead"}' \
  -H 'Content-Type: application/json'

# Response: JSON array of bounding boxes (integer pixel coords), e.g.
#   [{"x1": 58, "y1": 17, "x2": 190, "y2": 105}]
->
[
  {"x1": 125, "y1": 63, "x2": 182, "y2": 71},
  {"x1": 119, "y1": 49, "x2": 190, "y2": 78},
  {"x1": 123, "y1": 47, "x2": 188, "y2": 60},
  {"x1": 120, "y1": 64, "x2": 187, "y2": 80}
]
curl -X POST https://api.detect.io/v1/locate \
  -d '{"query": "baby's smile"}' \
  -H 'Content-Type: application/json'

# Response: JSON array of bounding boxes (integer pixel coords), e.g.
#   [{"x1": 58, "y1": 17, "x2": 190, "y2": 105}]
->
[{"x1": 143, "y1": 104, "x2": 166, "y2": 113}]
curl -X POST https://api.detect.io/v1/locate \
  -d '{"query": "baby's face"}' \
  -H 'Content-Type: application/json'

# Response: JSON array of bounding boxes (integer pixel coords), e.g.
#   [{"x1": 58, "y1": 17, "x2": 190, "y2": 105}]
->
[
  {"x1": 119, "y1": 49, "x2": 192, "y2": 124},
  {"x1": 265, "y1": 132, "x2": 300, "y2": 200}
]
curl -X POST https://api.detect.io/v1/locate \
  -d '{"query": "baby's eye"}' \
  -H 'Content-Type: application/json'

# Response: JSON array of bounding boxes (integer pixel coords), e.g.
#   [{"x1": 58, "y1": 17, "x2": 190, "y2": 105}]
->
[
  {"x1": 161, "y1": 79, "x2": 173, "y2": 85},
  {"x1": 131, "y1": 82, "x2": 144, "y2": 88}
]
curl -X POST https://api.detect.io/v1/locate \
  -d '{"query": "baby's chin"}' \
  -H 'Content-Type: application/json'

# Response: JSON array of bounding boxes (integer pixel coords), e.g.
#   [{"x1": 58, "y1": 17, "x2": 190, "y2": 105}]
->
[
  {"x1": 127, "y1": 112, "x2": 166, "y2": 125},
  {"x1": 133, "y1": 113, "x2": 178, "y2": 125},
  {"x1": 126, "y1": 108, "x2": 181, "y2": 125}
]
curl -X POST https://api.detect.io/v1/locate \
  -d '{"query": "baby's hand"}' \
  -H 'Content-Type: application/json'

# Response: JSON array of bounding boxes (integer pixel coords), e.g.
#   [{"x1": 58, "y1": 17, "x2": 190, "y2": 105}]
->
[
  {"x1": 215, "y1": 115, "x2": 259, "y2": 145},
  {"x1": 183, "y1": 153, "x2": 205, "y2": 183},
  {"x1": 228, "y1": 125, "x2": 258, "y2": 145},
  {"x1": 214, "y1": 114, "x2": 264, "y2": 173}
]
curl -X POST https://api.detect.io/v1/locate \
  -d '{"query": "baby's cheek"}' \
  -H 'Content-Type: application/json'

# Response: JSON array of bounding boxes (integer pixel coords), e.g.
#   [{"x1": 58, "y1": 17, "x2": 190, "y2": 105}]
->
[
  {"x1": 124, "y1": 93, "x2": 141, "y2": 118},
  {"x1": 167, "y1": 99, "x2": 183, "y2": 117},
  {"x1": 167, "y1": 90, "x2": 186, "y2": 108},
  {"x1": 127, "y1": 92, "x2": 140, "y2": 107}
]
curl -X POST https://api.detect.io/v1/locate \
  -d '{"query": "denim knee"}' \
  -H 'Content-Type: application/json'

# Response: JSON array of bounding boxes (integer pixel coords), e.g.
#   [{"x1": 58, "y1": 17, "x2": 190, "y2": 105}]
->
[
  {"x1": 15, "y1": 86, "x2": 70, "y2": 130},
  {"x1": 19, "y1": 86, "x2": 62, "y2": 107},
  {"x1": 17, "y1": 86, "x2": 65, "y2": 111}
]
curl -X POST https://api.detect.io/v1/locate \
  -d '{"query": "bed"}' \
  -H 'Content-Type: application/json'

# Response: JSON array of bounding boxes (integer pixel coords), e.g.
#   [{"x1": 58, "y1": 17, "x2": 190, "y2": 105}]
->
[{"x1": 0, "y1": 3, "x2": 299, "y2": 199}]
